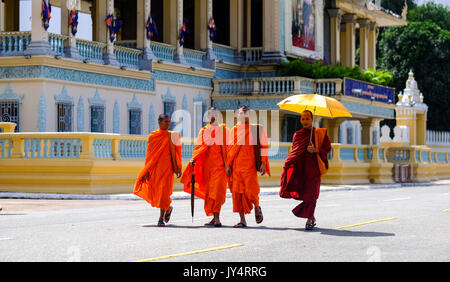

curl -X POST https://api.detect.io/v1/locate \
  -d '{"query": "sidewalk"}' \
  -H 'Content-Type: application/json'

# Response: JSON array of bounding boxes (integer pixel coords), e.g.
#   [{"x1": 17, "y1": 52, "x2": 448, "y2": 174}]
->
[{"x1": 1, "y1": 180, "x2": 449, "y2": 201}]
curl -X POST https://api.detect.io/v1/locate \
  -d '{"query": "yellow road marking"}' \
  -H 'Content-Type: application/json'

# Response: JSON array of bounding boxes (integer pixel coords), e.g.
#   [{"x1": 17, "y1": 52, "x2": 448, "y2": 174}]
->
[
  {"x1": 132, "y1": 244, "x2": 244, "y2": 262},
  {"x1": 333, "y1": 217, "x2": 398, "y2": 230},
  {"x1": 443, "y1": 209, "x2": 450, "y2": 212}
]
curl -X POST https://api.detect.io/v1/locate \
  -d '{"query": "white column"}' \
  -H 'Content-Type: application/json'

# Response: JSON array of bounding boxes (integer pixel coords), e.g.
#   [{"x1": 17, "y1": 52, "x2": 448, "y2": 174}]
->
[
  {"x1": 102, "y1": 0, "x2": 119, "y2": 66},
  {"x1": 358, "y1": 18, "x2": 369, "y2": 71},
  {"x1": 62, "y1": 0, "x2": 81, "y2": 59},
  {"x1": 368, "y1": 21, "x2": 377, "y2": 69},
  {"x1": 204, "y1": 0, "x2": 217, "y2": 65},
  {"x1": 173, "y1": 0, "x2": 186, "y2": 64},
  {"x1": 342, "y1": 14, "x2": 357, "y2": 68},
  {"x1": 0, "y1": 1, "x2": 4, "y2": 32},
  {"x1": 230, "y1": 0, "x2": 244, "y2": 51},
  {"x1": 137, "y1": 0, "x2": 156, "y2": 70},
  {"x1": 261, "y1": 0, "x2": 286, "y2": 63},
  {"x1": 327, "y1": 9, "x2": 342, "y2": 65},
  {"x1": 246, "y1": 0, "x2": 252, "y2": 47},
  {"x1": 24, "y1": 0, "x2": 52, "y2": 56}
]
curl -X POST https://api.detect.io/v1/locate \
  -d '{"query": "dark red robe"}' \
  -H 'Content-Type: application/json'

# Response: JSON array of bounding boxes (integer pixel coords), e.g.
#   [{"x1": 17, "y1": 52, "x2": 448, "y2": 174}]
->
[{"x1": 280, "y1": 127, "x2": 331, "y2": 218}]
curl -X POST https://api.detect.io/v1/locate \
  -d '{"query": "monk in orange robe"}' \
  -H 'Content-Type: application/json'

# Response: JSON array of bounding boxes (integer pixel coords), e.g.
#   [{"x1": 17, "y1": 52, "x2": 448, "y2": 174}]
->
[
  {"x1": 280, "y1": 110, "x2": 331, "y2": 230},
  {"x1": 225, "y1": 106, "x2": 271, "y2": 228},
  {"x1": 134, "y1": 114, "x2": 182, "y2": 227},
  {"x1": 181, "y1": 107, "x2": 229, "y2": 227}
]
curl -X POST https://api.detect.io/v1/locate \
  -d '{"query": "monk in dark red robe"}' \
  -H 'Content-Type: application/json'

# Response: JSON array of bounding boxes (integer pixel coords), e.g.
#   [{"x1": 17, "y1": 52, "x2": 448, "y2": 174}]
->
[{"x1": 280, "y1": 110, "x2": 331, "y2": 230}]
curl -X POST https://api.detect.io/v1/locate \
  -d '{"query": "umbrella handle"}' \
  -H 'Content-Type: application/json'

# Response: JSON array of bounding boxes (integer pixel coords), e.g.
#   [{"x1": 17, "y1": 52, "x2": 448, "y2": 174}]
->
[
  {"x1": 309, "y1": 107, "x2": 315, "y2": 143},
  {"x1": 191, "y1": 162, "x2": 195, "y2": 223}
]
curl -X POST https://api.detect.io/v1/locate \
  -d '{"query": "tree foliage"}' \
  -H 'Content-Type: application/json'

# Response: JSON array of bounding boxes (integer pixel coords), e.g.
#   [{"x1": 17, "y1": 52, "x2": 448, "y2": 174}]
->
[
  {"x1": 378, "y1": 2, "x2": 450, "y2": 131},
  {"x1": 407, "y1": 2, "x2": 450, "y2": 30},
  {"x1": 280, "y1": 58, "x2": 393, "y2": 86}
]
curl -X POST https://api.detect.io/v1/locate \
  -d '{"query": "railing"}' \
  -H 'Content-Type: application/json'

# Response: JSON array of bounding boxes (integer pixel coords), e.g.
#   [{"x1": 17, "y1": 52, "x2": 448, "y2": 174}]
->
[
  {"x1": 119, "y1": 138, "x2": 147, "y2": 159},
  {"x1": 214, "y1": 76, "x2": 316, "y2": 96},
  {"x1": 212, "y1": 43, "x2": 237, "y2": 64},
  {"x1": 0, "y1": 139, "x2": 12, "y2": 158},
  {"x1": 0, "y1": 31, "x2": 31, "y2": 55},
  {"x1": 0, "y1": 31, "x2": 268, "y2": 70},
  {"x1": 151, "y1": 41, "x2": 175, "y2": 63},
  {"x1": 23, "y1": 138, "x2": 82, "y2": 158},
  {"x1": 184, "y1": 48, "x2": 205, "y2": 68},
  {"x1": 49, "y1": 33, "x2": 67, "y2": 56},
  {"x1": 331, "y1": 144, "x2": 389, "y2": 163},
  {"x1": 315, "y1": 79, "x2": 343, "y2": 95},
  {"x1": 0, "y1": 132, "x2": 297, "y2": 162},
  {"x1": 259, "y1": 78, "x2": 296, "y2": 94},
  {"x1": 217, "y1": 79, "x2": 255, "y2": 95},
  {"x1": 76, "y1": 39, "x2": 105, "y2": 62},
  {"x1": 114, "y1": 45, "x2": 142, "y2": 69},
  {"x1": 241, "y1": 47, "x2": 262, "y2": 64},
  {"x1": 426, "y1": 130, "x2": 450, "y2": 146},
  {"x1": 386, "y1": 146, "x2": 450, "y2": 182}
]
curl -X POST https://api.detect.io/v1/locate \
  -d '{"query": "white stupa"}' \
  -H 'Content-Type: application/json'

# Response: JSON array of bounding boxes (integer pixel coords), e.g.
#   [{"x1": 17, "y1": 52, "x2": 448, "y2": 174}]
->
[
  {"x1": 396, "y1": 70, "x2": 427, "y2": 111},
  {"x1": 394, "y1": 70, "x2": 428, "y2": 145}
]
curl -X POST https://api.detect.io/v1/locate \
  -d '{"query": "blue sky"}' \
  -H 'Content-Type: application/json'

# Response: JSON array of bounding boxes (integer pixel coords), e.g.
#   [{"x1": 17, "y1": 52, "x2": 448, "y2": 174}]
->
[{"x1": 416, "y1": 0, "x2": 449, "y2": 6}]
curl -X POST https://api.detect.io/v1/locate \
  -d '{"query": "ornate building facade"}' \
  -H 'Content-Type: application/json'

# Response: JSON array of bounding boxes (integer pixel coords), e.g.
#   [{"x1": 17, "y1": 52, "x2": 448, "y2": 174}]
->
[{"x1": 0, "y1": 0, "x2": 406, "y2": 143}]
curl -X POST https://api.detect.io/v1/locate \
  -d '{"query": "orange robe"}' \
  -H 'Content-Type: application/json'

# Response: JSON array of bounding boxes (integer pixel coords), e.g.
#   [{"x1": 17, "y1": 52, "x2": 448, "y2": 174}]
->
[
  {"x1": 226, "y1": 123, "x2": 271, "y2": 214},
  {"x1": 133, "y1": 129, "x2": 182, "y2": 210},
  {"x1": 181, "y1": 124, "x2": 229, "y2": 216}
]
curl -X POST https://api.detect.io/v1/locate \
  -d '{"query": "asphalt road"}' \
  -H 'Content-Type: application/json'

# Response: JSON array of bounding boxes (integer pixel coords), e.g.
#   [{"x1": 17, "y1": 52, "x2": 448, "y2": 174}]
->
[{"x1": 0, "y1": 185, "x2": 449, "y2": 262}]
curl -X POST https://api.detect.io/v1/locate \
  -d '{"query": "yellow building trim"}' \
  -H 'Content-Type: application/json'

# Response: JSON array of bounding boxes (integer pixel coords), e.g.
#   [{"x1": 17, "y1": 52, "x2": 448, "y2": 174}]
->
[
  {"x1": 1, "y1": 133, "x2": 449, "y2": 194},
  {"x1": 153, "y1": 61, "x2": 215, "y2": 79},
  {"x1": 338, "y1": 1, "x2": 407, "y2": 27}
]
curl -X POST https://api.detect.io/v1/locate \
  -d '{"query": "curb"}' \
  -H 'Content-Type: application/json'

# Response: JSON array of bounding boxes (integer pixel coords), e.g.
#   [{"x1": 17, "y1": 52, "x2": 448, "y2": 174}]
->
[{"x1": 0, "y1": 181, "x2": 448, "y2": 201}]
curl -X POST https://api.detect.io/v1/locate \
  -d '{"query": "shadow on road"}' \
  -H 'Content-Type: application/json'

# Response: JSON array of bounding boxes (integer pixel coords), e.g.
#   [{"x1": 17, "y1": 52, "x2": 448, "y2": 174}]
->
[
  {"x1": 140, "y1": 225, "x2": 395, "y2": 237},
  {"x1": 314, "y1": 228, "x2": 395, "y2": 237}
]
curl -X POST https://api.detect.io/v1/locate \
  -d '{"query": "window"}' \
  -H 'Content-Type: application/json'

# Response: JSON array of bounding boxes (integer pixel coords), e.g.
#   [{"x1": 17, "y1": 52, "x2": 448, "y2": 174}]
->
[
  {"x1": 129, "y1": 109, "x2": 142, "y2": 135},
  {"x1": 0, "y1": 102, "x2": 20, "y2": 132},
  {"x1": 57, "y1": 103, "x2": 73, "y2": 132},
  {"x1": 346, "y1": 126, "x2": 353, "y2": 144},
  {"x1": 163, "y1": 101, "x2": 176, "y2": 130},
  {"x1": 90, "y1": 105, "x2": 105, "y2": 133}
]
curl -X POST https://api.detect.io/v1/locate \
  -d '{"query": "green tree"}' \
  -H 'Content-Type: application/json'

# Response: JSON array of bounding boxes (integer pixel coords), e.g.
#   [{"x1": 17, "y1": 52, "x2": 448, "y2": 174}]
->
[
  {"x1": 407, "y1": 2, "x2": 450, "y2": 30},
  {"x1": 379, "y1": 19, "x2": 450, "y2": 130}
]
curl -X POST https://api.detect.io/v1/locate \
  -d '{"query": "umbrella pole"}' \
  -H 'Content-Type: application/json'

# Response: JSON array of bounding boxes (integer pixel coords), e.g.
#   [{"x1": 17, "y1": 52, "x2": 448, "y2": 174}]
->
[
  {"x1": 310, "y1": 107, "x2": 316, "y2": 143},
  {"x1": 191, "y1": 161, "x2": 195, "y2": 223}
]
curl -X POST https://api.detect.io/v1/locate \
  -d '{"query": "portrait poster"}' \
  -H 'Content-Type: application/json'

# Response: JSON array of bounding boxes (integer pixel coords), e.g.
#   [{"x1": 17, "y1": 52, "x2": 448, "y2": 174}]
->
[{"x1": 292, "y1": 0, "x2": 315, "y2": 51}]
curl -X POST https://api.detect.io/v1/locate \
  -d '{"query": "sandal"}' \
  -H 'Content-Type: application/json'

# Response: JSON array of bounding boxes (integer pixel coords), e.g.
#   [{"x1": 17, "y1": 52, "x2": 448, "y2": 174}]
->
[
  {"x1": 204, "y1": 219, "x2": 215, "y2": 226},
  {"x1": 157, "y1": 219, "x2": 165, "y2": 227},
  {"x1": 255, "y1": 206, "x2": 263, "y2": 224},
  {"x1": 214, "y1": 222, "x2": 222, "y2": 227},
  {"x1": 164, "y1": 206, "x2": 173, "y2": 223},
  {"x1": 233, "y1": 222, "x2": 247, "y2": 228},
  {"x1": 305, "y1": 220, "x2": 316, "y2": 231}
]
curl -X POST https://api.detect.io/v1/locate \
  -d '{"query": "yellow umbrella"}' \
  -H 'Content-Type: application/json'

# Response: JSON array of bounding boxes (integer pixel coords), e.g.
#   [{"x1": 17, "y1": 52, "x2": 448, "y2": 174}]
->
[
  {"x1": 277, "y1": 94, "x2": 352, "y2": 118},
  {"x1": 277, "y1": 94, "x2": 352, "y2": 142}
]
